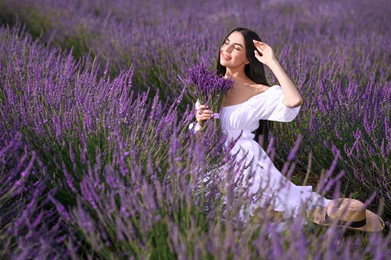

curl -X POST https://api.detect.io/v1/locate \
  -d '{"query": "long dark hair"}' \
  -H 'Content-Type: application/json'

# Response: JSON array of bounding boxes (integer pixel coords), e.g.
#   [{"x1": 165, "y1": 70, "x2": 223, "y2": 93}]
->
[{"x1": 216, "y1": 27, "x2": 272, "y2": 149}]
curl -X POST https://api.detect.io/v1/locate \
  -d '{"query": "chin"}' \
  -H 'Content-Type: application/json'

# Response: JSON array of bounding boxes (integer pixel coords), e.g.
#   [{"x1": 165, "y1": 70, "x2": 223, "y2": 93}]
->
[{"x1": 219, "y1": 59, "x2": 229, "y2": 67}]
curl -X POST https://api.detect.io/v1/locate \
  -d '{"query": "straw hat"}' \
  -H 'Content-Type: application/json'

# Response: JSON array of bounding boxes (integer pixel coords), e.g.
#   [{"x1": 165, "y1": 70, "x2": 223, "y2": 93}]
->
[{"x1": 309, "y1": 198, "x2": 385, "y2": 232}]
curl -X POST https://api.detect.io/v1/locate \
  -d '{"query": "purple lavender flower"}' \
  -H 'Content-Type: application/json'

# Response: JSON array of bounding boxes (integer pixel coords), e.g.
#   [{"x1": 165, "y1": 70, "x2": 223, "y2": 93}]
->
[{"x1": 180, "y1": 58, "x2": 233, "y2": 114}]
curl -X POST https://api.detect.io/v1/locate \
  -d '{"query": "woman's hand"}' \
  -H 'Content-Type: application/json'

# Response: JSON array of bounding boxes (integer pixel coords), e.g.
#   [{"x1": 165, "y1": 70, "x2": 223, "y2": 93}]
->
[
  {"x1": 196, "y1": 104, "x2": 214, "y2": 126},
  {"x1": 253, "y1": 40, "x2": 277, "y2": 67}
]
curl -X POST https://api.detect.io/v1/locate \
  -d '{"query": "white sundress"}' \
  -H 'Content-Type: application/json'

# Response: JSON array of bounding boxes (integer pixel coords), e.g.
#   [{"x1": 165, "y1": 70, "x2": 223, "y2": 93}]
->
[{"x1": 194, "y1": 85, "x2": 331, "y2": 220}]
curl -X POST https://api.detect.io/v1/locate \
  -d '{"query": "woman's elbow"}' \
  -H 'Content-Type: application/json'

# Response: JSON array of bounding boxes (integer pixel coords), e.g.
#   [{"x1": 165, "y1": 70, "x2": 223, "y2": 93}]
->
[
  {"x1": 285, "y1": 97, "x2": 303, "y2": 108},
  {"x1": 295, "y1": 97, "x2": 304, "y2": 107}
]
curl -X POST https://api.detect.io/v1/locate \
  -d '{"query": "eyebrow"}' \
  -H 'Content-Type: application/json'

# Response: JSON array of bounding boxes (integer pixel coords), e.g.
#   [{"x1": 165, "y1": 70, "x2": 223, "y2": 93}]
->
[{"x1": 225, "y1": 38, "x2": 243, "y2": 48}]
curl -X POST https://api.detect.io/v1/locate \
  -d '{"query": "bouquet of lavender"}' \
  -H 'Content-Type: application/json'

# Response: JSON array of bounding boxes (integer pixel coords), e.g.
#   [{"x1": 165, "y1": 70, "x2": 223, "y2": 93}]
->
[{"x1": 180, "y1": 59, "x2": 234, "y2": 119}]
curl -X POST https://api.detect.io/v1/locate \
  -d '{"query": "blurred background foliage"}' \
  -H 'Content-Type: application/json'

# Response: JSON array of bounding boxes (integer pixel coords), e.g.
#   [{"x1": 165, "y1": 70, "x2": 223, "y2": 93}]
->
[{"x1": 0, "y1": 0, "x2": 390, "y2": 258}]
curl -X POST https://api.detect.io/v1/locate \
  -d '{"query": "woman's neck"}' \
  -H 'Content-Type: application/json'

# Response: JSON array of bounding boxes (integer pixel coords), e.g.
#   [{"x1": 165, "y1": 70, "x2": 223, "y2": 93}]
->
[
  {"x1": 225, "y1": 69, "x2": 253, "y2": 85},
  {"x1": 224, "y1": 69, "x2": 248, "y2": 82}
]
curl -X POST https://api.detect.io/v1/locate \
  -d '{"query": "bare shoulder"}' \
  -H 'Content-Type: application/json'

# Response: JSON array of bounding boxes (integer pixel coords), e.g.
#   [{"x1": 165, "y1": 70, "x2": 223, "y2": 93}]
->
[
  {"x1": 235, "y1": 79, "x2": 269, "y2": 95},
  {"x1": 251, "y1": 83, "x2": 270, "y2": 95}
]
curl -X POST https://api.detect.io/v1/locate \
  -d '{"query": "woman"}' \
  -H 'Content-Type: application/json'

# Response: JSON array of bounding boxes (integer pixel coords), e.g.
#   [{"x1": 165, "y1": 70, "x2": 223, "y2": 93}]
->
[
  {"x1": 194, "y1": 27, "x2": 330, "y2": 220},
  {"x1": 193, "y1": 28, "x2": 385, "y2": 232}
]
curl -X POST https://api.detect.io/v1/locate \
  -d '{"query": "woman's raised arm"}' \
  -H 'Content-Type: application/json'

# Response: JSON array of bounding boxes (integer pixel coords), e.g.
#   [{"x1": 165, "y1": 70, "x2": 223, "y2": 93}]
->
[{"x1": 253, "y1": 40, "x2": 303, "y2": 108}]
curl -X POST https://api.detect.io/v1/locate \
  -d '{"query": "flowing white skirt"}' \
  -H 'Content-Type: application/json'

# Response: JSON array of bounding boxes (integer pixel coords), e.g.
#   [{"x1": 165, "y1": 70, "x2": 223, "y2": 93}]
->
[{"x1": 227, "y1": 138, "x2": 331, "y2": 220}]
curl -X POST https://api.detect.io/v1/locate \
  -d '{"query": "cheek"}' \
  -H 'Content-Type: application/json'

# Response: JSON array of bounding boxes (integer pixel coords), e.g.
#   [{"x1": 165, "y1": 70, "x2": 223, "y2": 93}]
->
[
  {"x1": 233, "y1": 52, "x2": 246, "y2": 61},
  {"x1": 220, "y1": 46, "x2": 228, "y2": 53}
]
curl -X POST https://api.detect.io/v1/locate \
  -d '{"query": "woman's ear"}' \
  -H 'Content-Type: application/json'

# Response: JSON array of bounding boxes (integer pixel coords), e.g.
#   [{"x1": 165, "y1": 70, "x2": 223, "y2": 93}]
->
[{"x1": 245, "y1": 59, "x2": 250, "y2": 64}]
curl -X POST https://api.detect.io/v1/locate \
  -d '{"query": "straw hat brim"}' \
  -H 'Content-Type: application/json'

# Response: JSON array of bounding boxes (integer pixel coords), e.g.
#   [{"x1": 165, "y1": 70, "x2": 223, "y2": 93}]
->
[{"x1": 309, "y1": 206, "x2": 385, "y2": 232}]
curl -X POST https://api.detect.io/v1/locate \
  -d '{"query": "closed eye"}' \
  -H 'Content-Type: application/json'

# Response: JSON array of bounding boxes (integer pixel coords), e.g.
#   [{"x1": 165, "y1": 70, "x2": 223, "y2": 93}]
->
[{"x1": 222, "y1": 39, "x2": 242, "y2": 51}]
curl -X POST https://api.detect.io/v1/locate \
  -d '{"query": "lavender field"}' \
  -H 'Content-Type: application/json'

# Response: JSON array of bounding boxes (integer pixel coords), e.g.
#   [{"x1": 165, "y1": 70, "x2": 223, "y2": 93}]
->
[{"x1": 0, "y1": 0, "x2": 390, "y2": 258}]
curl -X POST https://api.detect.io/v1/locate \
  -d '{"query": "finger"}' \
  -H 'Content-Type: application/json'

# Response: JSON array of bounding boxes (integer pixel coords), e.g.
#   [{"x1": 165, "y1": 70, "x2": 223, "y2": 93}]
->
[
  {"x1": 202, "y1": 109, "x2": 214, "y2": 114},
  {"x1": 254, "y1": 50, "x2": 262, "y2": 58},
  {"x1": 253, "y1": 39, "x2": 265, "y2": 46},
  {"x1": 202, "y1": 111, "x2": 214, "y2": 117},
  {"x1": 254, "y1": 41, "x2": 269, "y2": 50},
  {"x1": 197, "y1": 114, "x2": 212, "y2": 122},
  {"x1": 197, "y1": 110, "x2": 214, "y2": 120},
  {"x1": 197, "y1": 105, "x2": 209, "y2": 111},
  {"x1": 253, "y1": 42, "x2": 262, "y2": 49},
  {"x1": 254, "y1": 44, "x2": 265, "y2": 52},
  {"x1": 254, "y1": 45, "x2": 263, "y2": 52},
  {"x1": 255, "y1": 40, "x2": 267, "y2": 46}
]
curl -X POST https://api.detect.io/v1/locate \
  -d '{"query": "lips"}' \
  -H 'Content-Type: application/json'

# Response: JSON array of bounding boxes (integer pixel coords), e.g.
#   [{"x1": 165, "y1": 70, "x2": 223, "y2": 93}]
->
[{"x1": 221, "y1": 53, "x2": 231, "y2": 60}]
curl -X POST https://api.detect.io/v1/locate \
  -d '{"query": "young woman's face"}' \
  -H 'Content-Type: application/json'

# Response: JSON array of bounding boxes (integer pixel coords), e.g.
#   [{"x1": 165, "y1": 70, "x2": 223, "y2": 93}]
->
[{"x1": 219, "y1": 31, "x2": 248, "y2": 69}]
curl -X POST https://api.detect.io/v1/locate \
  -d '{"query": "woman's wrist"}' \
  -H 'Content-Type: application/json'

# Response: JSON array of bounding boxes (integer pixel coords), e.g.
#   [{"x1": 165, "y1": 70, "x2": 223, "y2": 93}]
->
[
  {"x1": 197, "y1": 119, "x2": 204, "y2": 127},
  {"x1": 264, "y1": 57, "x2": 280, "y2": 70}
]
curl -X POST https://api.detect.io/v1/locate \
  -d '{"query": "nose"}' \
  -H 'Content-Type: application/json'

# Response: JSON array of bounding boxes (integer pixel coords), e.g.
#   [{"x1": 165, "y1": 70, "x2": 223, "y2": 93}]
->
[{"x1": 221, "y1": 44, "x2": 233, "y2": 53}]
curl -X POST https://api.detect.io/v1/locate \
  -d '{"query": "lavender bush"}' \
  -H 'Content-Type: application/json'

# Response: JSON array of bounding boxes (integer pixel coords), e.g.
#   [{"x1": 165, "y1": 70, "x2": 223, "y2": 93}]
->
[
  {"x1": 0, "y1": 131, "x2": 72, "y2": 258},
  {"x1": 0, "y1": 0, "x2": 390, "y2": 258}
]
